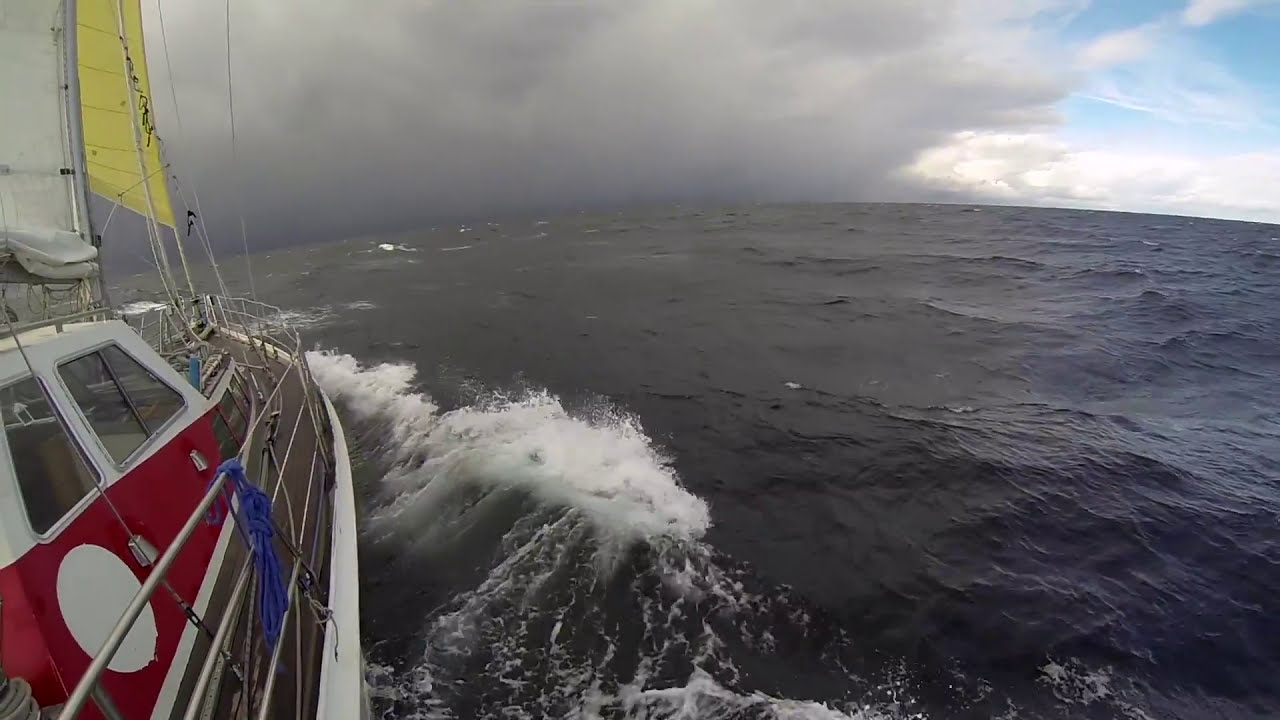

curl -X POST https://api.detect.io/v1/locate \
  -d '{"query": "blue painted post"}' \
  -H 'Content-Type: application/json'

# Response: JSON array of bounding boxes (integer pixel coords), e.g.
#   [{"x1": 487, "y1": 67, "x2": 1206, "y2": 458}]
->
[{"x1": 188, "y1": 354, "x2": 201, "y2": 389}]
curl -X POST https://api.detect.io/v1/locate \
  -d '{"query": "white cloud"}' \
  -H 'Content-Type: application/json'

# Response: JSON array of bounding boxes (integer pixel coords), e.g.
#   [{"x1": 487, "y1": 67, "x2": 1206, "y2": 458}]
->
[
  {"x1": 1078, "y1": 39, "x2": 1269, "y2": 129},
  {"x1": 1078, "y1": 27, "x2": 1154, "y2": 68},
  {"x1": 908, "y1": 131, "x2": 1280, "y2": 223},
  {"x1": 1181, "y1": 0, "x2": 1270, "y2": 26},
  {"x1": 139, "y1": 0, "x2": 1077, "y2": 249},
  {"x1": 103, "y1": 0, "x2": 1271, "y2": 264}
]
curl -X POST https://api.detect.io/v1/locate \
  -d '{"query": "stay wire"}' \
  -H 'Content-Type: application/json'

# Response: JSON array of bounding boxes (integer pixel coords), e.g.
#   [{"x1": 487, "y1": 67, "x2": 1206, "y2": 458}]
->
[{"x1": 224, "y1": 0, "x2": 256, "y2": 299}]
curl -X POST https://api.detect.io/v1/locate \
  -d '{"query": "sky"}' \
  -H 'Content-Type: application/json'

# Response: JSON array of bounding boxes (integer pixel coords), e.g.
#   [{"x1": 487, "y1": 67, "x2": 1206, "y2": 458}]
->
[{"x1": 140, "y1": 0, "x2": 1280, "y2": 252}]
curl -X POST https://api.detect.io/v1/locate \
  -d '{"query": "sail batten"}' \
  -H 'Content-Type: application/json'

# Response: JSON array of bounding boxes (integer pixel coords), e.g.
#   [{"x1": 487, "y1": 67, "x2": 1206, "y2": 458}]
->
[
  {"x1": 0, "y1": 0, "x2": 79, "y2": 235},
  {"x1": 76, "y1": 0, "x2": 176, "y2": 229}
]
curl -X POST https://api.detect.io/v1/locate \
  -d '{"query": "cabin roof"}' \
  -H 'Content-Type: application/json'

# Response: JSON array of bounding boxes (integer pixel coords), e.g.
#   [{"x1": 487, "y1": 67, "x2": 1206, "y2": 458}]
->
[
  {"x1": 0, "y1": 321, "x2": 110, "y2": 356},
  {"x1": 0, "y1": 318, "x2": 210, "y2": 569}
]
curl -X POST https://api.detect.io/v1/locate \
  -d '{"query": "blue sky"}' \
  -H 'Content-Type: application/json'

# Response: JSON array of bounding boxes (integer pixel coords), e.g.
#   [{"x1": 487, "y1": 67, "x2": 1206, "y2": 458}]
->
[
  {"x1": 1068, "y1": 0, "x2": 1280, "y2": 145},
  {"x1": 911, "y1": 0, "x2": 1280, "y2": 223}
]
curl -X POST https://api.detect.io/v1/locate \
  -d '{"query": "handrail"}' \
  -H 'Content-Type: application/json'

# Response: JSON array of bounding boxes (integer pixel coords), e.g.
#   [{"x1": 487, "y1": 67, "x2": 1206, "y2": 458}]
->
[
  {"x1": 180, "y1": 361, "x2": 266, "y2": 720},
  {"x1": 58, "y1": 292, "x2": 329, "y2": 720},
  {"x1": 254, "y1": 557, "x2": 304, "y2": 720},
  {"x1": 0, "y1": 307, "x2": 114, "y2": 338},
  {"x1": 179, "y1": 559, "x2": 253, "y2": 720},
  {"x1": 55, "y1": 469, "x2": 230, "y2": 720}
]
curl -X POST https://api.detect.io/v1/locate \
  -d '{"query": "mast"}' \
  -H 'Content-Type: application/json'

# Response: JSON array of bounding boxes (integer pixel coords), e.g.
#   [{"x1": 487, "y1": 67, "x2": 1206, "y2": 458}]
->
[{"x1": 61, "y1": 0, "x2": 108, "y2": 306}]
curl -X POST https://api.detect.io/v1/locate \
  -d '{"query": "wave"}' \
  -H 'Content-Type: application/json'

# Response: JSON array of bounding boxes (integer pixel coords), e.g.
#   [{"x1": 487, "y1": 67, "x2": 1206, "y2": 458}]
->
[
  {"x1": 265, "y1": 306, "x2": 335, "y2": 329},
  {"x1": 977, "y1": 255, "x2": 1047, "y2": 271},
  {"x1": 306, "y1": 352, "x2": 910, "y2": 719},
  {"x1": 306, "y1": 352, "x2": 710, "y2": 543},
  {"x1": 1063, "y1": 267, "x2": 1146, "y2": 283},
  {"x1": 1076, "y1": 289, "x2": 1203, "y2": 325},
  {"x1": 117, "y1": 299, "x2": 167, "y2": 316},
  {"x1": 757, "y1": 253, "x2": 1044, "y2": 278},
  {"x1": 604, "y1": 669, "x2": 879, "y2": 720},
  {"x1": 308, "y1": 351, "x2": 1178, "y2": 720}
]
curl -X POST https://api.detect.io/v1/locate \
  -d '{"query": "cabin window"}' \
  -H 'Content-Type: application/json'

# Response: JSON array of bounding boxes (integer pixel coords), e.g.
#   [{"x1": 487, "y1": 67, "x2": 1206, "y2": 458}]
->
[
  {"x1": 219, "y1": 389, "x2": 248, "y2": 442},
  {"x1": 1, "y1": 376, "x2": 99, "y2": 535},
  {"x1": 211, "y1": 411, "x2": 238, "y2": 462},
  {"x1": 229, "y1": 372, "x2": 253, "y2": 418},
  {"x1": 59, "y1": 345, "x2": 186, "y2": 465},
  {"x1": 212, "y1": 384, "x2": 248, "y2": 460}
]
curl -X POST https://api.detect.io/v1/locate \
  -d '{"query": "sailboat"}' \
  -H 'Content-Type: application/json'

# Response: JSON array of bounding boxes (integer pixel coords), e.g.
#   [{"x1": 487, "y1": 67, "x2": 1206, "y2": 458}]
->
[{"x1": 0, "y1": 0, "x2": 367, "y2": 718}]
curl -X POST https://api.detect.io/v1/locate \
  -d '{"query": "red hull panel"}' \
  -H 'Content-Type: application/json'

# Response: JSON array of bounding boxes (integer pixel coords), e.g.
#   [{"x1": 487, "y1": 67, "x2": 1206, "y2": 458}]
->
[{"x1": 0, "y1": 409, "x2": 226, "y2": 719}]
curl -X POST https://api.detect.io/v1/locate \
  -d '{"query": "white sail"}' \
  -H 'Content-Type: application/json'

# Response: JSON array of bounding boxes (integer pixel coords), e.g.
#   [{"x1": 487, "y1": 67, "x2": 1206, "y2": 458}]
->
[{"x1": 0, "y1": 0, "x2": 98, "y2": 281}]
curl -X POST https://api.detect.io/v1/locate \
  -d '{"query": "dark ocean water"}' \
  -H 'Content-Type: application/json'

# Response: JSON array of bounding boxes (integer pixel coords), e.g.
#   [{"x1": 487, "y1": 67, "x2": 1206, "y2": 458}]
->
[{"x1": 122, "y1": 203, "x2": 1280, "y2": 719}]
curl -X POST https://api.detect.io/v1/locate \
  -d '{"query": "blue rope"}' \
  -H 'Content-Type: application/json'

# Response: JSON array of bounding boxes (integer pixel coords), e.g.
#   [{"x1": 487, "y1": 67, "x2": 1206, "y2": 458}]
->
[{"x1": 207, "y1": 458, "x2": 289, "y2": 652}]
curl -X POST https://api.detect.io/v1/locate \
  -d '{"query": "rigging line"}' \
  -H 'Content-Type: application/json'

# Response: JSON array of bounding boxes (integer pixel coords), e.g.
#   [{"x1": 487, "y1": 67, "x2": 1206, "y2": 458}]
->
[
  {"x1": 105, "y1": 189, "x2": 172, "y2": 308},
  {"x1": 224, "y1": 0, "x2": 256, "y2": 300},
  {"x1": 108, "y1": 8, "x2": 196, "y2": 338},
  {"x1": 172, "y1": 178, "x2": 231, "y2": 296},
  {"x1": 108, "y1": 162, "x2": 168, "y2": 197},
  {"x1": 108, "y1": 0, "x2": 179, "y2": 307},
  {"x1": 126, "y1": 244, "x2": 161, "y2": 273},
  {"x1": 183, "y1": 185, "x2": 226, "y2": 295},
  {"x1": 155, "y1": 0, "x2": 229, "y2": 298},
  {"x1": 99, "y1": 197, "x2": 121, "y2": 234},
  {"x1": 154, "y1": 0, "x2": 184, "y2": 131},
  {"x1": 109, "y1": 0, "x2": 200, "y2": 311}
]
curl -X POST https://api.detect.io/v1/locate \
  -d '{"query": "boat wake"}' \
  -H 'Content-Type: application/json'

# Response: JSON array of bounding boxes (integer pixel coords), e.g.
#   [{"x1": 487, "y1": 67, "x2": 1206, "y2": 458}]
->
[
  {"x1": 307, "y1": 352, "x2": 908, "y2": 719},
  {"x1": 307, "y1": 351, "x2": 1151, "y2": 720},
  {"x1": 308, "y1": 351, "x2": 709, "y2": 546}
]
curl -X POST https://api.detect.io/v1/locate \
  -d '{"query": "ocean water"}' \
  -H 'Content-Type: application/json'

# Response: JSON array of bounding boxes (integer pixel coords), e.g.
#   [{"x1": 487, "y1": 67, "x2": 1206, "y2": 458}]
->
[{"x1": 120, "y1": 203, "x2": 1280, "y2": 719}]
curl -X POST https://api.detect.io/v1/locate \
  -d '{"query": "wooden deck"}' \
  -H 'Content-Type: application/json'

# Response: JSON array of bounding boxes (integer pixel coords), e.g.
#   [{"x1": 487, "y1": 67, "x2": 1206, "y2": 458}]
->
[{"x1": 160, "y1": 331, "x2": 336, "y2": 720}]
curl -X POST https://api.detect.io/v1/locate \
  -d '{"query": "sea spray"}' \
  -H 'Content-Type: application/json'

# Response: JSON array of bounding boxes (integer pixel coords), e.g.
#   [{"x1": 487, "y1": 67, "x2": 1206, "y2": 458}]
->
[
  {"x1": 305, "y1": 351, "x2": 898, "y2": 719},
  {"x1": 306, "y1": 351, "x2": 710, "y2": 543}
]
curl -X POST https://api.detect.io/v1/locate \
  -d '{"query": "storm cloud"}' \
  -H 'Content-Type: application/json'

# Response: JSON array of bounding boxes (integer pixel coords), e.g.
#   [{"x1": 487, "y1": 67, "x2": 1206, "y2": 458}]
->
[{"x1": 143, "y1": 0, "x2": 1080, "y2": 251}]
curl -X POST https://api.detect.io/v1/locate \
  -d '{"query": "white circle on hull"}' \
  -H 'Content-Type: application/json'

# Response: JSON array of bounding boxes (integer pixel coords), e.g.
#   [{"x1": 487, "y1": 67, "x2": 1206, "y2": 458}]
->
[{"x1": 57, "y1": 544, "x2": 158, "y2": 673}]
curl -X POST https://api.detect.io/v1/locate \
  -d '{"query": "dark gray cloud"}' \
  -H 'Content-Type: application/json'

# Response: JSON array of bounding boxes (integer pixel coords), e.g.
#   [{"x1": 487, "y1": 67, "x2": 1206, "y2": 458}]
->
[{"x1": 139, "y1": 0, "x2": 1076, "y2": 253}]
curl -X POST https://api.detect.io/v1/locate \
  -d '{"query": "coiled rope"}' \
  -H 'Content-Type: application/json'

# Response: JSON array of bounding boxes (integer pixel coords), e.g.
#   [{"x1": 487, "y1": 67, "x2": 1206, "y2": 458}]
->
[
  {"x1": 207, "y1": 458, "x2": 288, "y2": 651},
  {"x1": 0, "y1": 670, "x2": 39, "y2": 720}
]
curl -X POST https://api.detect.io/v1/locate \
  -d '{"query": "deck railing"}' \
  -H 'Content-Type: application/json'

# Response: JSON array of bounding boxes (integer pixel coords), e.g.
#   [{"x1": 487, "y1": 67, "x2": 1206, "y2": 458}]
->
[
  {"x1": 123, "y1": 295, "x2": 302, "y2": 358},
  {"x1": 125, "y1": 304, "x2": 189, "y2": 357},
  {"x1": 55, "y1": 295, "x2": 335, "y2": 720},
  {"x1": 198, "y1": 295, "x2": 303, "y2": 359},
  {"x1": 56, "y1": 468, "x2": 235, "y2": 720}
]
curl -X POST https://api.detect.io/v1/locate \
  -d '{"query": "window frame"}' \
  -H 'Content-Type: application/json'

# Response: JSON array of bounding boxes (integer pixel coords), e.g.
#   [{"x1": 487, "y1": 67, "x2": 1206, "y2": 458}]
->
[
  {"x1": 221, "y1": 377, "x2": 249, "y2": 430},
  {"x1": 210, "y1": 406, "x2": 241, "y2": 462},
  {"x1": 217, "y1": 402, "x2": 247, "y2": 447},
  {"x1": 54, "y1": 341, "x2": 190, "y2": 471},
  {"x1": 0, "y1": 373, "x2": 106, "y2": 541},
  {"x1": 229, "y1": 371, "x2": 252, "y2": 421},
  {"x1": 206, "y1": 362, "x2": 255, "y2": 463}
]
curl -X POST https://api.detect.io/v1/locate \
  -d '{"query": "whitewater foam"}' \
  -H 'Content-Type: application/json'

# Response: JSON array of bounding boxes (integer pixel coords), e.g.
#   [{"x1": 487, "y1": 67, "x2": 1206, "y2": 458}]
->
[
  {"x1": 312, "y1": 352, "x2": 1149, "y2": 720},
  {"x1": 306, "y1": 351, "x2": 710, "y2": 542},
  {"x1": 373, "y1": 504, "x2": 887, "y2": 720},
  {"x1": 1038, "y1": 659, "x2": 1155, "y2": 720},
  {"x1": 312, "y1": 351, "x2": 945, "y2": 719},
  {"x1": 265, "y1": 306, "x2": 334, "y2": 329},
  {"x1": 117, "y1": 300, "x2": 167, "y2": 316},
  {"x1": 600, "y1": 669, "x2": 889, "y2": 720}
]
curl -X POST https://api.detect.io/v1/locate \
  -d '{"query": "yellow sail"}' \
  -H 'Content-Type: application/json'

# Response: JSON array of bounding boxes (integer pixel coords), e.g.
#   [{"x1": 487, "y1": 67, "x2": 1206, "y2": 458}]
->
[{"x1": 76, "y1": 0, "x2": 176, "y2": 228}]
